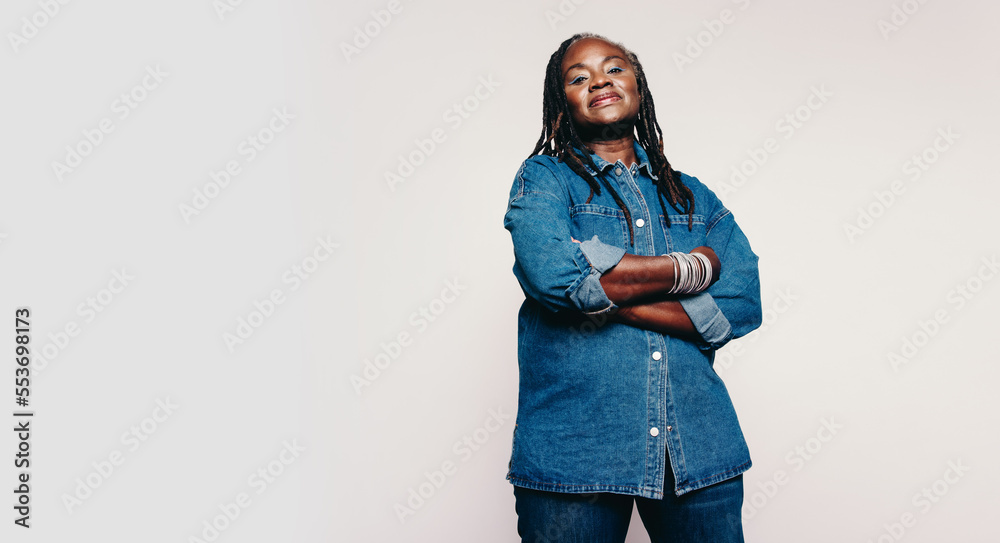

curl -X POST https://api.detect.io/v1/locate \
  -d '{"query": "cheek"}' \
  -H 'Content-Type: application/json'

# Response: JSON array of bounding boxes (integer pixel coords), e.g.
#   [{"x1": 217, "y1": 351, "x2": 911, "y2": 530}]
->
[
  {"x1": 623, "y1": 77, "x2": 639, "y2": 99},
  {"x1": 565, "y1": 91, "x2": 587, "y2": 118},
  {"x1": 565, "y1": 89, "x2": 580, "y2": 107},
  {"x1": 626, "y1": 89, "x2": 641, "y2": 114}
]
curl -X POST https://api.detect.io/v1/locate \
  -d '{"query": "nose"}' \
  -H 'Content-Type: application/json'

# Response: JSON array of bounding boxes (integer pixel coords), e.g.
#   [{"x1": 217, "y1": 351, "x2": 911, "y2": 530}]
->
[{"x1": 590, "y1": 72, "x2": 611, "y2": 91}]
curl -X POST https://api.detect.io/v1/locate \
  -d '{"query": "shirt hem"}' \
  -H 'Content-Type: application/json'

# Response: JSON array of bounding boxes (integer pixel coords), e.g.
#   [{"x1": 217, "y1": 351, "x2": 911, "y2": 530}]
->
[
  {"x1": 674, "y1": 460, "x2": 753, "y2": 496},
  {"x1": 507, "y1": 459, "x2": 752, "y2": 499},
  {"x1": 507, "y1": 475, "x2": 666, "y2": 500}
]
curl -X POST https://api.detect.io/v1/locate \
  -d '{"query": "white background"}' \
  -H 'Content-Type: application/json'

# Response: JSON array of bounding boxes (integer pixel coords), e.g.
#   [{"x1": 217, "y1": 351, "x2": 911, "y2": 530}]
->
[{"x1": 2, "y1": 0, "x2": 999, "y2": 541}]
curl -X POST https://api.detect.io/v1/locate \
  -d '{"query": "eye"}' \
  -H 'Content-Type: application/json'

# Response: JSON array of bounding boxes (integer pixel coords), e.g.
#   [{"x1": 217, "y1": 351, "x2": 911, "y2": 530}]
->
[
  {"x1": 569, "y1": 75, "x2": 586, "y2": 85},
  {"x1": 608, "y1": 66, "x2": 624, "y2": 74}
]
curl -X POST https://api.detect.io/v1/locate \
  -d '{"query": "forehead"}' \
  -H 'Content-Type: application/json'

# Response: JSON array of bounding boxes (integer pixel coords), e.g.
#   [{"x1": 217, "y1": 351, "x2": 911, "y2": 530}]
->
[{"x1": 561, "y1": 38, "x2": 628, "y2": 72}]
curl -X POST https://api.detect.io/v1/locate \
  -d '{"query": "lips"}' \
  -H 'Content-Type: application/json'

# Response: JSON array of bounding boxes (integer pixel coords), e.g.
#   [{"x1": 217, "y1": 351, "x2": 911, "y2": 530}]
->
[{"x1": 589, "y1": 92, "x2": 621, "y2": 107}]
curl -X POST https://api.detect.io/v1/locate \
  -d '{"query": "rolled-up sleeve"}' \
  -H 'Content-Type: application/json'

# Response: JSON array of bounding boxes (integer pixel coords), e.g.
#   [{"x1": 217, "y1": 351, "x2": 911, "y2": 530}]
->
[
  {"x1": 678, "y1": 291, "x2": 734, "y2": 349},
  {"x1": 503, "y1": 159, "x2": 625, "y2": 314},
  {"x1": 679, "y1": 187, "x2": 762, "y2": 350}
]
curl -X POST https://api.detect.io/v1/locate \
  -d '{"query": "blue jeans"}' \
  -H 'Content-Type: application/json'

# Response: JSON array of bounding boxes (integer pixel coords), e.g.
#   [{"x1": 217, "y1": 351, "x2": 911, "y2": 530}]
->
[{"x1": 513, "y1": 462, "x2": 744, "y2": 543}]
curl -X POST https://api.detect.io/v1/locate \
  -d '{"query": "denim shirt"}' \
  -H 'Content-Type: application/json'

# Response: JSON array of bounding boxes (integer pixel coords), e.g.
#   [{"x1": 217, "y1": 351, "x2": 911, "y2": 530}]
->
[{"x1": 502, "y1": 140, "x2": 762, "y2": 498}]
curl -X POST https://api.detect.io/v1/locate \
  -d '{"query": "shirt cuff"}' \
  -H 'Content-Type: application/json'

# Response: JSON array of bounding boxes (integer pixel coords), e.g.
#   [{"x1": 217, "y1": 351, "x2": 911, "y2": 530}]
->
[
  {"x1": 578, "y1": 235, "x2": 626, "y2": 273},
  {"x1": 567, "y1": 236, "x2": 625, "y2": 315},
  {"x1": 678, "y1": 292, "x2": 733, "y2": 350},
  {"x1": 567, "y1": 269, "x2": 616, "y2": 315}
]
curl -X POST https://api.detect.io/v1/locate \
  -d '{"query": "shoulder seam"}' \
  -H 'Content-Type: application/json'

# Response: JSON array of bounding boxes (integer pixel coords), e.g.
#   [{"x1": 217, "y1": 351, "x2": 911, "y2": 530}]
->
[{"x1": 514, "y1": 156, "x2": 568, "y2": 203}]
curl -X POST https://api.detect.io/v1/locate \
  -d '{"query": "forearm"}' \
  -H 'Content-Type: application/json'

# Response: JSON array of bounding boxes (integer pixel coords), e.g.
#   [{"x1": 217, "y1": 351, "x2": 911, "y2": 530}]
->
[
  {"x1": 598, "y1": 254, "x2": 675, "y2": 305},
  {"x1": 608, "y1": 298, "x2": 700, "y2": 341},
  {"x1": 598, "y1": 249, "x2": 720, "y2": 306}
]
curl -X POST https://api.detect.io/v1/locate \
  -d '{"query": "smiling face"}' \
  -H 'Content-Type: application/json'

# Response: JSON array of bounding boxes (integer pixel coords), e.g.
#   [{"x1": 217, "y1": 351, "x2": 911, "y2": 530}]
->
[{"x1": 560, "y1": 37, "x2": 641, "y2": 140}]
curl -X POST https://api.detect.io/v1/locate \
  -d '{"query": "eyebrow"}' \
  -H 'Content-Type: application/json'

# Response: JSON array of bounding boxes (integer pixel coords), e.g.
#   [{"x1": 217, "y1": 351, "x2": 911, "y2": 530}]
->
[{"x1": 563, "y1": 55, "x2": 627, "y2": 77}]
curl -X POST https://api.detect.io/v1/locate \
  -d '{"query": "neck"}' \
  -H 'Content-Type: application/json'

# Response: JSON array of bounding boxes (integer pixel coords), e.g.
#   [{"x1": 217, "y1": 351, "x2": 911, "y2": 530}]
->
[
  {"x1": 583, "y1": 135, "x2": 637, "y2": 168},
  {"x1": 577, "y1": 121, "x2": 637, "y2": 166}
]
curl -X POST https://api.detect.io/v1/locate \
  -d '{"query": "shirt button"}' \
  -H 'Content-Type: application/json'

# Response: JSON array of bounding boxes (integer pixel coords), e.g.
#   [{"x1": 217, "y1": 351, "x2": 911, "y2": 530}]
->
[
  {"x1": 635, "y1": 218, "x2": 645, "y2": 228},
  {"x1": 614, "y1": 167, "x2": 622, "y2": 175},
  {"x1": 650, "y1": 427, "x2": 659, "y2": 437},
  {"x1": 652, "y1": 351, "x2": 662, "y2": 361},
  {"x1": 666, "y1": 426, "x2": 673, "y2": 432}
]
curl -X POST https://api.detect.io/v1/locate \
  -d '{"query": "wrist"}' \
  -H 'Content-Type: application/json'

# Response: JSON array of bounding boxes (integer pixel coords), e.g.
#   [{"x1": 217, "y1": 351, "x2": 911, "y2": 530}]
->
[
  {"x1": 609, "y1": 304, "x2": 633, "y2": 323},
  {"x1": 666, "y1": 251, "x2": 714, "y2": 294}
]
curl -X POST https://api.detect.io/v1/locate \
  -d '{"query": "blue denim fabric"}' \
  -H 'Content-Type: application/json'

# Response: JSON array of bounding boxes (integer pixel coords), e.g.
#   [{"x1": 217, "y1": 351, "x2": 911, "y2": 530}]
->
[
  {"x1": 513, "y1": 465, "x2": 745, "y2": 542},
  {"x1": 503, "y1": 141, "x2": 762, "y2": 498}
]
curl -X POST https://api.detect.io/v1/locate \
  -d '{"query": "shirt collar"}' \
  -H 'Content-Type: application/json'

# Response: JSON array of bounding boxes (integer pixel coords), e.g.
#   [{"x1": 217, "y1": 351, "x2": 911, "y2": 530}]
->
[{"x1": 578, "y1": 139, "x2": 659, "y2": 181}]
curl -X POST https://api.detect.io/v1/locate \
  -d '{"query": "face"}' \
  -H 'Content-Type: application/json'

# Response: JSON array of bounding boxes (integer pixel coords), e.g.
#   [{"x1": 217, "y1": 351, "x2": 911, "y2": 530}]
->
[{"x1": 560, "y1": 37, "x2": 641, "y2": 139}]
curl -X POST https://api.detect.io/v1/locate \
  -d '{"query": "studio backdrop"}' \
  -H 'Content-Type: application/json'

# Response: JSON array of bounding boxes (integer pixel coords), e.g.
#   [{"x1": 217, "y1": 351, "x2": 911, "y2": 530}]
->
[{"x1": 2, "y1": 0, "x2": 998, "y2": 541}]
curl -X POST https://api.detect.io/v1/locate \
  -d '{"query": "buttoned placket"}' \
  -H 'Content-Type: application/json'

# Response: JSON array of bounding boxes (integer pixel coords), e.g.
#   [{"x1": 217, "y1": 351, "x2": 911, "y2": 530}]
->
[
  {"x1": 607, "y1": 161, "x2": 687, "y2": 497},
  {"x1": 606, "y1": 162, "x2": 655, "y2": 257},
  {"x1": 571, "y1": 145, "x2": 727, "y2": 496}
]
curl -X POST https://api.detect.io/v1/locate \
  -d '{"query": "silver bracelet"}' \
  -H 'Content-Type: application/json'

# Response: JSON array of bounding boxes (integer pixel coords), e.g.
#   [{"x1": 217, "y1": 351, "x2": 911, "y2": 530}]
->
[
  {"x1": 692, "y1": 252, "x2": 713, "y2": 292},
  {"x1": 667, "y1": 252, "x2": 713, "y2": 294},
  {"x1": 667, "y1": 254, "x2": 681, "y2": 294}
]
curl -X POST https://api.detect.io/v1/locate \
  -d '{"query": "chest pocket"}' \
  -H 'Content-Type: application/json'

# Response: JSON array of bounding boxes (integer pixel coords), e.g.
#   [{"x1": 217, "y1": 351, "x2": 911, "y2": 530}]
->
[
  {"x1": 660, "y1": 213, "x2": 708, "y2": 254},
  {"x1": 570, "y1": 204, "x2": 628, "y2": 249}
]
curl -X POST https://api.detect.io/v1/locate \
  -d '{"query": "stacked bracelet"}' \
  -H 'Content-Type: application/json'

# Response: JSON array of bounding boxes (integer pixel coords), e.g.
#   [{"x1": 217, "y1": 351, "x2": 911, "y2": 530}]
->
[{"x1": 666, "y1": 252, "x2": 714, "y2": 294}]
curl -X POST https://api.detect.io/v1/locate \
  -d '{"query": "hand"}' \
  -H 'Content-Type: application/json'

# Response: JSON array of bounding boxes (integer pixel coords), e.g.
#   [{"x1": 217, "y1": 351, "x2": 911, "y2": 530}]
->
[{"x1": 689, "y1": 246, "x2": 721, "y2": 286}]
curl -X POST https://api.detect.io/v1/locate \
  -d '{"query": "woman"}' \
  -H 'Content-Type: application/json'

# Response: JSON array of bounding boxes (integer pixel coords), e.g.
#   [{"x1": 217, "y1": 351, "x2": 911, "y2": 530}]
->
[{"x1": 502, "y1": 33, "x2": 763, "y2": 542}]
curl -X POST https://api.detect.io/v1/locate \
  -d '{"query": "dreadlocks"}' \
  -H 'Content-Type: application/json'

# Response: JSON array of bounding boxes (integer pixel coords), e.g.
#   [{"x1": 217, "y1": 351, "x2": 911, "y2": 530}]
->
[{"x1": 528, "y1": 32, "x2": 696, "y2": 246}]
